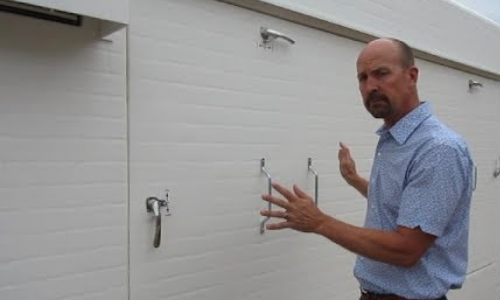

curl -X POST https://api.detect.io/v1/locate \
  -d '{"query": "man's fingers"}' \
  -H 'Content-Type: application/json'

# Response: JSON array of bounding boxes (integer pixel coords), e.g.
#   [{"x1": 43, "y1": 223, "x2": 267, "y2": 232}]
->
[
  {"x1": 266, "y1": 221, "x2": 292, "y2": 230},
  {"x1": 338, "y1": 142, "x2": 349, "y2": 160},
  {"x1": 261, "y1": 194, "x2": 291, "y2": 209},
  {"x1": 293, "y1": 184, "x2": 310, "y2": 200},
  {"x1": 260, "y1": 209, "x2": 287, "y2": 219},
  {"x1": 339, "y1": 142, "x2": 350, "y2": 152},
  {"x1": 271, "y1": 182, "x2": 297, "y2": 202},
  {"x1": 339, "y1": 142, "x2": 351, "y2": 155}
]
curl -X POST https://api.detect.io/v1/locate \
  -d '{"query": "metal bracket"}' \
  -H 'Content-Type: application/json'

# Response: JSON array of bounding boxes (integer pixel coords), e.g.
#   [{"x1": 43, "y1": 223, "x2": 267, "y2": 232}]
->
[
  {"x1": 494, "y1": 157, "x2": 500, "y2": 178},
  {"x1": 260, "y1": 158, "x2": 273, "y2": 235},
  {"x1": 308, "y1": 158, "x2": 319, "y2": 205}
]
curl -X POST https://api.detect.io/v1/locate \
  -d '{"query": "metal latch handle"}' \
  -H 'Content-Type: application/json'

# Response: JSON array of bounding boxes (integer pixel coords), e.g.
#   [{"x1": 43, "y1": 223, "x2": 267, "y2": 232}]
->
[
  {"x1": 469, "y1": 79, "x2": 483, "y2": 90},
  {"x1": 146, "y1": 193, "x2": 170, "y2": 248},
  {"x1": 260, "y1": 27, "x2": 295, "y2": 44}
]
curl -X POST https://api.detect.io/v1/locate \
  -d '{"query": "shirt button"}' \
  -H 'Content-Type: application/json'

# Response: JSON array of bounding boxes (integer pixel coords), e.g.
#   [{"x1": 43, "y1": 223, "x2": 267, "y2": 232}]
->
[{"x1": 377, "y1": 152, "x2": 381, "y2": 157}]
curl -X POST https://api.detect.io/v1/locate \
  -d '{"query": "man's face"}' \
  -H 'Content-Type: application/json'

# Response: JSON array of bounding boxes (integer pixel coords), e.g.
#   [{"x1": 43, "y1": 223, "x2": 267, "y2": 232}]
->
[{"x1": 356, "y1": 41, "x2": 417, "y2": 124}]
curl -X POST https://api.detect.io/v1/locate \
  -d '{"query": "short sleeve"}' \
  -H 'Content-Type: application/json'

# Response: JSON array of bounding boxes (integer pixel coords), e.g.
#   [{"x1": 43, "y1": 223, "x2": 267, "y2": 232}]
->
[{"x1": 397, "y1": 144, "x2": 472, "y2": 237}]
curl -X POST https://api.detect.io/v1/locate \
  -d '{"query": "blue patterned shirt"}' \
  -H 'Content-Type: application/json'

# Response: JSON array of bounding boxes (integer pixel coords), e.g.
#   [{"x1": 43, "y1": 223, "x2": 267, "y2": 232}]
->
[{"x1": 354, "y1": 102, "x2": 474, "y2": 299}]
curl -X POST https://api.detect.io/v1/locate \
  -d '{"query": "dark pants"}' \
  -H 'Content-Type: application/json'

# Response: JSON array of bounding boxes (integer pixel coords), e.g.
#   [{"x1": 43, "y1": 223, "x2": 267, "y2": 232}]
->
[{"x1": 359, "y1": 291, "x2": 447, "y2": 300}]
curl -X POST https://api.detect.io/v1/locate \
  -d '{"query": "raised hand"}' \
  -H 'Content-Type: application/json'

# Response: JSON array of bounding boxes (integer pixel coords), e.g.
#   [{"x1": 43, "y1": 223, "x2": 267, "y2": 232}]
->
[
  {"x1": 338, "y1": 142, "x2": 358, "y2": 184},
  {"x1": 338, "y1": 142, "x2": 369, "y2": 197}
]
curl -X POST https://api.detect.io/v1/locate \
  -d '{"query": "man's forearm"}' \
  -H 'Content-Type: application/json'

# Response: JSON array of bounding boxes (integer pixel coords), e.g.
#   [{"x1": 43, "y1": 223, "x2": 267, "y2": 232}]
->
[
  {"x1": 314, "y1": 216, "x2": 418, "y2": 267},
  {"x1": 348, "y1": 175, "x2": 369, "y2": 198}
]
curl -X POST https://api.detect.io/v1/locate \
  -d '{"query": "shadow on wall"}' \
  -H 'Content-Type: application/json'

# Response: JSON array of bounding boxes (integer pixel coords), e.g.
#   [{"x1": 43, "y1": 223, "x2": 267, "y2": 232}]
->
[
  {"x1": 0, "y1": 11, "x2": 126, "y2": 109},
  {"x1": 0, "y1": 11, "x2": 105, "y2": 56}
]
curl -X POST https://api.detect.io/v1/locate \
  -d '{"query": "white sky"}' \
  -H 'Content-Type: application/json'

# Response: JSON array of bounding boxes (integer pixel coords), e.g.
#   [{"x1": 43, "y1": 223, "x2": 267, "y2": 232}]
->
[{"x1": 449, "y1": 0, "x2": 500, "y2": 26}]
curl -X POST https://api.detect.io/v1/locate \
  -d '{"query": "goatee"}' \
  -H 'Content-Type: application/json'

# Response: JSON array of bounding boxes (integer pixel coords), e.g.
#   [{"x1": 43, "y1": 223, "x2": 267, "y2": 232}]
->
[{"x1": 365, "y1": 92, "x2": 393, "y2": 119}]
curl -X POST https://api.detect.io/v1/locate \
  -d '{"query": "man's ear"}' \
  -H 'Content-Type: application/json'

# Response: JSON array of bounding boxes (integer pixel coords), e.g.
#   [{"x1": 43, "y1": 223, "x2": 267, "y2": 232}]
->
[{"x1": 408, "y1": 66, "x2": 419, "y2": 84}]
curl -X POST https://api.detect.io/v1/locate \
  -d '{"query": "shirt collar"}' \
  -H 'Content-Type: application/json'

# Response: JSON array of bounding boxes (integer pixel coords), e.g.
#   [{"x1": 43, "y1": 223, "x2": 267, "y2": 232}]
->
[{"x1": 376, "y1": 102, "x2": 432, "y2": 145}]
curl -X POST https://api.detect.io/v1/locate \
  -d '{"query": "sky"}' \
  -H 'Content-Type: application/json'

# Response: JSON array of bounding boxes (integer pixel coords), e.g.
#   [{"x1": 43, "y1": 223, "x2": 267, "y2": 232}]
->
[{"x1": 449, "y1": 0, "x2": 500, "y2": 26}]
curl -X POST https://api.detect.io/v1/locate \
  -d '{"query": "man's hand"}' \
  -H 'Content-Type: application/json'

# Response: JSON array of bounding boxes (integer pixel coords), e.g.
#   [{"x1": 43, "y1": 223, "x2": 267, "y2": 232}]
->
[
  {"x1": 338, "y1": 142, "x2": 369, "y2": 197},
  {"x1": 338, "y1": 142, "x2": 358, "y2": 184},
  {"x1": 260, "y1": 183, "x2": 328, "y2": 233}
]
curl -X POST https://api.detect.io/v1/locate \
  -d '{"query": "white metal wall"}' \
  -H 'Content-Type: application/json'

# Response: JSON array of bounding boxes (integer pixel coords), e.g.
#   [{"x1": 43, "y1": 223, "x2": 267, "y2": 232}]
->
[
  {"x1": 128, "y1": 1, "x2": 375, "y2": 299},
  {"x1": 0, "y1": 13, "x2": 128, "y2": 300},
  {"x1": 0, "y1": 0, "x2": 499, "y2": 299},
  {"x1": 127, "y1": 0, "x2": 500, "y2": 299},
  {"x1": 256, "y1": 0, "x2": 500, "y2": 76}
]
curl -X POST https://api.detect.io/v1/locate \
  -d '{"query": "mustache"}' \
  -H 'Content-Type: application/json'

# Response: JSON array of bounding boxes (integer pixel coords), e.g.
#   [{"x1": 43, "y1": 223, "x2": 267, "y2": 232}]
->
[{"x1": 367, "y1": 92, "x2": 389, "y2": 104}]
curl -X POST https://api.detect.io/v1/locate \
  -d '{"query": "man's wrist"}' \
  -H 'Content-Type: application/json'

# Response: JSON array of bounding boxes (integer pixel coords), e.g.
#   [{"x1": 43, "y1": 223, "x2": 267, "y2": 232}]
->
[
  {"x1": 314, "y1": 214, "x2": 334, "y2": 236},
  {"x1": 346, "y1": 174, "x2": 361, "y2": 187}
]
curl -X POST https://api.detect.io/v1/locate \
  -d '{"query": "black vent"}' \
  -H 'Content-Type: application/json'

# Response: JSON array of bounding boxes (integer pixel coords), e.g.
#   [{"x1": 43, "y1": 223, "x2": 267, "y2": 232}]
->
[{"x1": 0, "y1": 0, "x2": 82, "y2": 26}]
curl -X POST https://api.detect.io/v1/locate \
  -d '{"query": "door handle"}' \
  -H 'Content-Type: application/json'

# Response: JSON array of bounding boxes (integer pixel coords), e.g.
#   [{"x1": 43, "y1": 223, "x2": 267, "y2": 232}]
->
[
  {"x1": 146, "y1": 193, "x2": 170, "y2": 248},
  {"x1": 260, "y1": 27, "x2": 295, "y2": 44}
]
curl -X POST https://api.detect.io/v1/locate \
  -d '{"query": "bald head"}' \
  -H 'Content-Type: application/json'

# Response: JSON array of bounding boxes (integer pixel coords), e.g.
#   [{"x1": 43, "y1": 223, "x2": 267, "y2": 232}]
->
[
  {"x1": 388, "y1": 38, "x2": 414, "y2": 68},
  {"x1": 356, "y1": 38, "x2": 420, "y2": 127},
  {"x1": 359, "y1": 38, "x2": 414, "y2": 69}
]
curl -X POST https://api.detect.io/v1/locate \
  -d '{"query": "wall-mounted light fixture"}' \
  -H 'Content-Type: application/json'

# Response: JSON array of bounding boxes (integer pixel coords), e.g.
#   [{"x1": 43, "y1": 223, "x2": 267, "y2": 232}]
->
[{"x1": 0, "y1": 0, "x2": 82, "y2": 26}]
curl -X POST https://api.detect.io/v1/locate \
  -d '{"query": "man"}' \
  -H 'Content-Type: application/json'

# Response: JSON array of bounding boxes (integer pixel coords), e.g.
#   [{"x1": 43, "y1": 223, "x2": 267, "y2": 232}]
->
[{"x1": 260, "y1": 38, "x2": 473, "y2": 300}]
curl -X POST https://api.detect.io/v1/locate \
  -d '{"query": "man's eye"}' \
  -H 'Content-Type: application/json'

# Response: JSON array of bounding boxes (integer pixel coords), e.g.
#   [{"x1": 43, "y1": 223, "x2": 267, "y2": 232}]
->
[{"x1": 375, "y1": 70, "x2": 389, "y2": 77}]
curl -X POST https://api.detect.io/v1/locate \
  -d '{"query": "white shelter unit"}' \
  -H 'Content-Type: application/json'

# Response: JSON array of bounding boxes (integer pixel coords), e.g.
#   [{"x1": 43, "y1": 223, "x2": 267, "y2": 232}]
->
[{"x1": 0, "y1": 0, "x2": 499, "y2": 299}]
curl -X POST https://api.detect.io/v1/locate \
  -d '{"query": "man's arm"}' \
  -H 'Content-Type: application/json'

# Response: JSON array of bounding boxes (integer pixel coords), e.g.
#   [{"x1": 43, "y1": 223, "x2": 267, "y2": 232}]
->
[
  {"x1": 315, "y1": 216, "x2": 436, "y2": 267},
  {"x1": 346, "y1": 174, "x2": 369, "y2": 198},
  {"x1": 261, "y1": 183, "x2": 436, "y2": 268},
  {"x1": 338, "y1": 142, "x2": 368, "y2": 198}
]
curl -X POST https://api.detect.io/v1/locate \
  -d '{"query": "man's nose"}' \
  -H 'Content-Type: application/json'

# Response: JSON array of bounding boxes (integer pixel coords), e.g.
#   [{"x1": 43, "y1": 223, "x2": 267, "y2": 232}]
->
[{"x1": 365, "y1": 77, "x2": 379, "y2": 93}]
